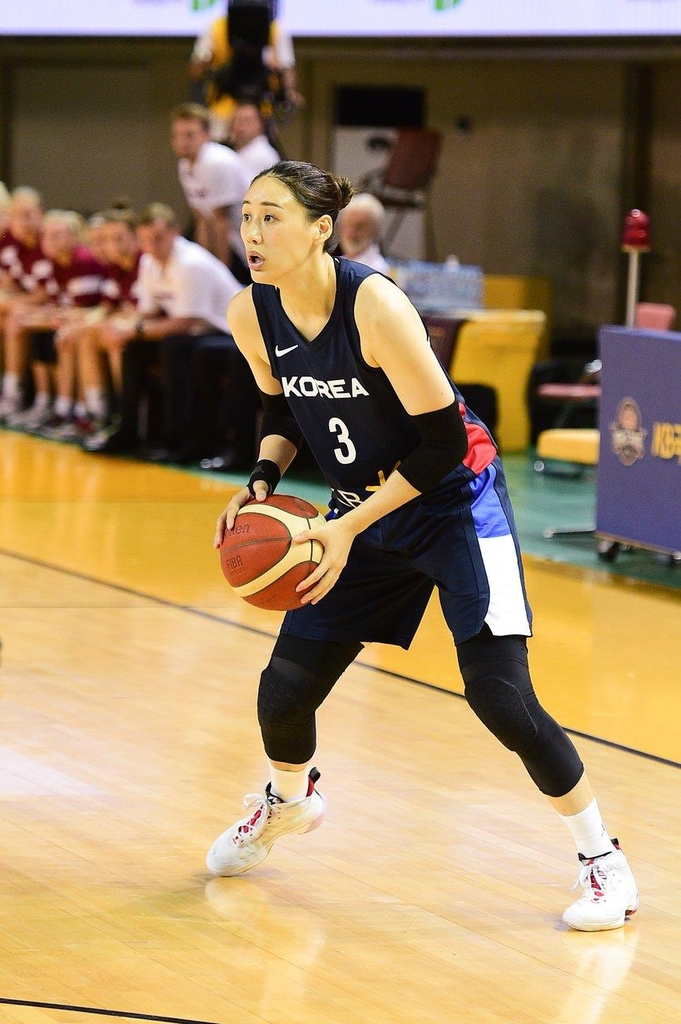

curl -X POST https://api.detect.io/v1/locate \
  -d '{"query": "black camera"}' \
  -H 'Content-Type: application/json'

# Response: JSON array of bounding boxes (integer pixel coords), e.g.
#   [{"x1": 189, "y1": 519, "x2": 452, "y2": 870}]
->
[{"x1": 212, "y1": 0, "x2": 279, "y2": 104}]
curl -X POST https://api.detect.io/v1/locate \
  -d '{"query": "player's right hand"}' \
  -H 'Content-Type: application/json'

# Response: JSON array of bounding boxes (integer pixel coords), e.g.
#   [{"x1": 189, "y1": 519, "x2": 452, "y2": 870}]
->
[{"x1": 214, "y1": 483, "x2": 261, "y2": 548}]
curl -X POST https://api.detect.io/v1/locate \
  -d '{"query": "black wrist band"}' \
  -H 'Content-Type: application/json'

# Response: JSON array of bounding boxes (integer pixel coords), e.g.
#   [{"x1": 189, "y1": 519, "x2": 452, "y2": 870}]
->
[{"x1": 248, "y1": 459, "x2": 282, "y2": 497}]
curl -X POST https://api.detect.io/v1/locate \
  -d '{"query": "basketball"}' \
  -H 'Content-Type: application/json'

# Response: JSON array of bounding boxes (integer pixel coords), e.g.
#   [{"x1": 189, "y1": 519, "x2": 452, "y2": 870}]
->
[{"x1": 219, "y1": 494, "x2": 326, "y2": 611}]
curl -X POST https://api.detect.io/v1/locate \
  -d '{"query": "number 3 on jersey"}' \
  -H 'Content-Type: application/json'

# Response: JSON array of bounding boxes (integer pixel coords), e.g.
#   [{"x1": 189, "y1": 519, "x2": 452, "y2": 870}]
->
[{"x1": 328, "y1": 416, "x2": 356, "y2": 464}]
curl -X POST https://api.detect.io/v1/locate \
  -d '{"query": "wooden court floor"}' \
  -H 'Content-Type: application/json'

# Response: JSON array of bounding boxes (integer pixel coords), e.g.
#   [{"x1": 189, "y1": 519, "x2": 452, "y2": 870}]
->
[{"x1": 1, "y1": 430, "x2": 680, "y2": 1024}]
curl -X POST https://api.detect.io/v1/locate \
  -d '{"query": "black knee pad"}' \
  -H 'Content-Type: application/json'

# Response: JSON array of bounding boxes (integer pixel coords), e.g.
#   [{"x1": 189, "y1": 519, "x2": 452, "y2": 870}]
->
[
  {"x1": 257, "y1": 662, "x2": 318, "y2": 750},
  {"x1": 457, "y1": 625, "x2": 583, "y2": 797},
  {"x1": 257, "y1": 636, "x2": 362, "y2": 764},
  {"x1": 464, "y1": 674, "x2": 538, "y2": 754},
  {"x1": 458, "y1": 627, "x2": 537, "y2": 752}
]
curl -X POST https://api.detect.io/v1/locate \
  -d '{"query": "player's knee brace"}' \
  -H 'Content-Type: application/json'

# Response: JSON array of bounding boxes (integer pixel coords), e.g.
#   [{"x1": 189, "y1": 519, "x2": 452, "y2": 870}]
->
[
  {"x1": 257, "y1": 636, "x2": 362, "y2": 764},
  {"x1": 258, "y1": 661, "x2": 321, "y2": 764},
  {"x1": 457, "y1": 627, "x2": 583, "y2": 797},
  {"x1": 464, "y1": 673, "x2": 539, "y2": 754},
  {"x1": 457, "y1": 629, "x2": 536, "y2": 753}
]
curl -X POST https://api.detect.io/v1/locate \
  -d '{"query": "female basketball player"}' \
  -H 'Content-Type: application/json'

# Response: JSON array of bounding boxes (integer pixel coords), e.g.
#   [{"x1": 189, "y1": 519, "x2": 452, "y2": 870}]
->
[{"x1": 208, "y1": 161, "x2": 637, "y2": 932}]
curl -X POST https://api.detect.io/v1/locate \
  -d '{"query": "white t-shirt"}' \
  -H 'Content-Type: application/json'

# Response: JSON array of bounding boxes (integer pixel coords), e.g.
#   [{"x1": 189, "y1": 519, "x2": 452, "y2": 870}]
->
[
  {"x1": 136, "y1": 236, "x2": 241, "y2": 333},
  {"x1": 236, "y1": 135, "x2": 281, "y2": 180},
  {"x1": 344, "y1": 244, "x2": 391, "y2": 276},
  {"x1": 177, "y1": 140, "x2": 251, "y2": 255}
]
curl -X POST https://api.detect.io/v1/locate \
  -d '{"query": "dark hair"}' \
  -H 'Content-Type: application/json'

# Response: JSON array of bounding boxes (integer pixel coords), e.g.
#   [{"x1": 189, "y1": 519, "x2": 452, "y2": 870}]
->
[
  {"x1": 252, "y1": 161, "x2": 355, "y2": 250},
  {"x1": 101, "y1": 207, "x2": 138, "y2": 232}
]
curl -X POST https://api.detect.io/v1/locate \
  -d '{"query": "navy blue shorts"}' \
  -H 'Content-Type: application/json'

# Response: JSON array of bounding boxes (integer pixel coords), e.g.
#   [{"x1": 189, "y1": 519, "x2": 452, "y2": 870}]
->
[{"x1": 280, "y1": 458, "x2": 532, "y2": 649}]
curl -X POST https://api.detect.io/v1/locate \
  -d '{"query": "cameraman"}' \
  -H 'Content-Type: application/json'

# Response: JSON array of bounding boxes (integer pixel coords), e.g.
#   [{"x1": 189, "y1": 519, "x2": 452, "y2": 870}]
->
[{"x1": 188, "y1": 0, "x2": 303, "y2": 143}]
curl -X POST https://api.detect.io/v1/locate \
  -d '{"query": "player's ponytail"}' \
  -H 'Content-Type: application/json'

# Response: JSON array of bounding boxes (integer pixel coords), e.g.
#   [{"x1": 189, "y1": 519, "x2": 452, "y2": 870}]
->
[
  {"x1": 334, "y1": 174, "x2": 355, "y2": 214},
  {"x1": 253, "y1": 160, "x2": 355, "y2": 228}
]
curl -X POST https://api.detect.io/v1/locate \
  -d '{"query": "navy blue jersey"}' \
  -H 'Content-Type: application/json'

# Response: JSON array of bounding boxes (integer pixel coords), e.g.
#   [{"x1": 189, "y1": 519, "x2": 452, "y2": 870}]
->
[{"x1": 252, "y1": 258, "x2": 496, "y2": 512}]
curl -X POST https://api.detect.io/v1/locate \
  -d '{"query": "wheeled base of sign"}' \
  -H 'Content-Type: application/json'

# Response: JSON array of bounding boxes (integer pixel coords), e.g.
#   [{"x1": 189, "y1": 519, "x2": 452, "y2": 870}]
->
[{"x1": 595, "y1": 532, "x2": 681, "y2": 567}]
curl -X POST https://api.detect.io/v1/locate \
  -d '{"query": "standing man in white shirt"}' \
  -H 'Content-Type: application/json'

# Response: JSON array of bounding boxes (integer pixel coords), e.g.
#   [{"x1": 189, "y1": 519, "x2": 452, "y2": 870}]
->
[
  {"x1": 85, "y1": 203, "x2": 244, "y2": 457},
  {"x1": 171, "y1": 103, "x2": 251, "y2": 284},
  {"x1": 227, "y1": 102, "x2": 280, "y2": 178}
]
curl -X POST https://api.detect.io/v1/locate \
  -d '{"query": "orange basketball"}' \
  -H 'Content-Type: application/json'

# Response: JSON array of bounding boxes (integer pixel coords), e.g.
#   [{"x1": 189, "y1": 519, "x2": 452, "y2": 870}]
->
[{"x1": 219, "y1": 494, "x2": 326, "y2": 611}]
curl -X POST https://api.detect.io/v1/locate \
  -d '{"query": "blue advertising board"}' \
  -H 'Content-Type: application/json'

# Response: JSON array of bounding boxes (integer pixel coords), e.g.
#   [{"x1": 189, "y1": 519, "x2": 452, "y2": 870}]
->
[{"x1": 597, "y1": 326, "x2": 681, "y2": 553}]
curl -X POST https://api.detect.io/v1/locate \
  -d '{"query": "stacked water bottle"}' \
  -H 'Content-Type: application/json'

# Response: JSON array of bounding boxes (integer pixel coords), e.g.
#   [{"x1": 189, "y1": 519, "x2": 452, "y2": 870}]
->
[{"x1": 390, "y1": 256, "x2": 483, "y2": 313}]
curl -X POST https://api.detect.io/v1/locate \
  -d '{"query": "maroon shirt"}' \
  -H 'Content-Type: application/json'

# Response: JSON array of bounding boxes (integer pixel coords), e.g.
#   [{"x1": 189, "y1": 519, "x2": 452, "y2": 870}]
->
[
  {"x1": 42, "y1": 246, "x2": 107, "y2": 307},
  {"x1": 101, "y1": 251, "x2": 142, "y2": 307},
  {"x1": 0, "y1": 229, "x2": 52, "y2": 294}
]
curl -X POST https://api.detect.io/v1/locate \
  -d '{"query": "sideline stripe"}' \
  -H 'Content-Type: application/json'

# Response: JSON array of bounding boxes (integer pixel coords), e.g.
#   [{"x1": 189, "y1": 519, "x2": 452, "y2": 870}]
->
[
  {"x1": 0, "y1": 996, "x2": 221, "y2": 1024},
  {"x1": 1, "y1": 547, "x2": 679, "y2": 772}
]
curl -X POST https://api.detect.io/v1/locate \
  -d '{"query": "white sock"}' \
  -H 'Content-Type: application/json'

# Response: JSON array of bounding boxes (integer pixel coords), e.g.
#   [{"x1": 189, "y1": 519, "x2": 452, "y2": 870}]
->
[
  {"x1": 1, "y1": 372, "x2": 21, "y2": 399},
  {"x1": 54, "y1": 395, "x2": 72, "y2": 418},
  {"x1": 85, "y1": 387, "x2": 107, "y2": 418},
  {"x1": 33, "y1": 392, "x2": 51, "y2": 410},
  {"x1": 73, "y1": 400, "x2": 87, "y2": 418},
  {"x1": 560, "y1": 798, "x2": 617, "y2": 859},
  {"x1": 269, "y1": 764, "x2": 310, "y2": 803}
]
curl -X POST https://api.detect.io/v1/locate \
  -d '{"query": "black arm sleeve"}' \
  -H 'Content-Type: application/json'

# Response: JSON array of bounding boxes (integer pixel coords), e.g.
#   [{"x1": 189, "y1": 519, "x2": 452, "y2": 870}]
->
[
  {"x1": 397, "y1": 401, "x2": 469, "y2": 494},
  {"x1": 259, "y1": 389, "x2": 304, "y2": 450}
]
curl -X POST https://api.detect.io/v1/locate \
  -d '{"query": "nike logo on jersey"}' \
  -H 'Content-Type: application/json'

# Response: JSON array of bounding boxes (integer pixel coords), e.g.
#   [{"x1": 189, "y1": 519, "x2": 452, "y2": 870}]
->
[
  {"x1": 281, "y1": 376, "x2": 370, "y2": 399},
  {"x1": 274, "y1": 343, "x2": 299, "y2": 357}
]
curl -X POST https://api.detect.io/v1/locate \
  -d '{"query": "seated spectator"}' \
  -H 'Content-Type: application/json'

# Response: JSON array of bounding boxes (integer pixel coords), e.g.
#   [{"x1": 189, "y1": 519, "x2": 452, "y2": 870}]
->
[
  {"x1": 84, "y1": 202, "x2": 247, "y2": 459},
  {"x1": 84, "y1": 213, "x2": 111, "y2": 267},
  {"x1": 5, "y1": 210, "x2": 107, "y2": 433},
  {"x1": 0, "y1": 182, "x2": 9, "y2": 236},
  {"x1": 0, "y1": 187, "x2": 48, "y2": 300},
  {"x1": 47, "y1": 207, "x2": 143, "y2": 442},
  {"x1": 171, "y1": 102, "x2": 251, "y2": 283},
  {"x1": 336, "y1": 192, "x2": 391, "y2": 275},
  {"x1": 1, "y1": 190, "x2": 48, "y2": 416},
  {"x1": 0, "y1": 187, "x2": 52, "y2": 420},
  {"x1": 227, "y1": 102, "x2": 280, "y2": 178}
]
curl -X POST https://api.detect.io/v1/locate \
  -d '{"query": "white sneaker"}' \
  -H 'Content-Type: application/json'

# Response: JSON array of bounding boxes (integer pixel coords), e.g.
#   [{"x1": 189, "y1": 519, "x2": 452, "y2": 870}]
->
[
  {"x1": 0, "y1": 395, "x2": 23, "y2": 422},
  {"x1": 563, "y1": 842, "x2": 639, "y2": 931},
  {"x1": 206, "y1": 768, "x2": 326, "y2": 877},
  {"x1": 43, "y1": 414, "x2": 104, "y2": 443},
  {"x1": 6, "y1": 403, "x2": 54, "y2": 431}
]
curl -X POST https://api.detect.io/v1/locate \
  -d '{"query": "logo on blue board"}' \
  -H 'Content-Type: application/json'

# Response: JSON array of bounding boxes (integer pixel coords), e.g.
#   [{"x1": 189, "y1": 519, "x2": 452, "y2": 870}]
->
[{"x1": 610, "y1": 398, "x2": 647, "y2": 467}]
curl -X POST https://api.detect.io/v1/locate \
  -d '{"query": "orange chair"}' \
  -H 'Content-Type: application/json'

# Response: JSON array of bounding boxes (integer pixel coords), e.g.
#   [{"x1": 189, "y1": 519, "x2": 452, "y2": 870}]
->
[
  {"x1": 358, "y1": 127, "x2": 443, "y2": 256},
  {"x1": 450, "y1": 311, "x2": 545, "y2": 451}
]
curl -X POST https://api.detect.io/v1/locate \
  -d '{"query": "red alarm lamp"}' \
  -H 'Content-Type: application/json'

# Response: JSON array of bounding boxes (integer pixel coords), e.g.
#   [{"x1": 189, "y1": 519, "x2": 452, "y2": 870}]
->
[
  {"x1": 621, "y1": 209, "x2": 651, "y2": 325},
  {"x1": 621, "y1": 209, "x2": 651, "y2": 253}
]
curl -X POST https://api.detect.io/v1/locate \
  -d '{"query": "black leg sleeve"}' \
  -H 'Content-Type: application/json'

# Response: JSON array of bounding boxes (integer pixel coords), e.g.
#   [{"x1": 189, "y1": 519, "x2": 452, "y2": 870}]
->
[
  {"x1": 257, "y1": 635, "x2": 363, "y2": 764},
  {"x1": 457, "y1": 626, "x2": 584, "y2": 798}
]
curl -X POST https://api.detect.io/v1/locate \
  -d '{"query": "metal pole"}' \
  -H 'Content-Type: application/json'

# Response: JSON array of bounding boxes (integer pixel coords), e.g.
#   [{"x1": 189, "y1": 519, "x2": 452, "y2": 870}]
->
[{"x1": 624, "y1": 250, "x2": 640, "y2": 327}]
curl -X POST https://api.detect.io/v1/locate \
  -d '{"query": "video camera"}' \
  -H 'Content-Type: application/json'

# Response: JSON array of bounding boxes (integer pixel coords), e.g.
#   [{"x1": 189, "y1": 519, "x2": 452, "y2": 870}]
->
[{"x1": 212, "y1": 0, "x2": 280, "y2": 105}]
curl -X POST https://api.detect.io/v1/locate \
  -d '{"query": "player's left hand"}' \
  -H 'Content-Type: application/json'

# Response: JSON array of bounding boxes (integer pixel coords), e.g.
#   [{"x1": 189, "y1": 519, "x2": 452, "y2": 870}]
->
[{"x1": 293, "y1": 517, "x2": 355, "y2": 605}]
